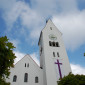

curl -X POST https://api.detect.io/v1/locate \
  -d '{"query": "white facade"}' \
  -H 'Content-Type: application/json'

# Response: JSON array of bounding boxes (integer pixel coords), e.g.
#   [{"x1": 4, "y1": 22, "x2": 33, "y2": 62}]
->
[
  {"x1": 6, "y1": 55, "x2": 43, "y2": 85},
  {"x1": 6, "y1": 19, "x2": 71, "y2": 85}
]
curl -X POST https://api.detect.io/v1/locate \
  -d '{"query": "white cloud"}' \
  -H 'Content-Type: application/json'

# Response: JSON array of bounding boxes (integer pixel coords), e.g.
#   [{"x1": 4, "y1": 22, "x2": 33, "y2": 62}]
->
[
  {"x1": 10, "y1": 39, "x2": 20, "y2": 48},
  {"x1": 52, "y1": 10, "x2": 85, "y2": 51},
  {"x1": 1, "y1": 0, "x2": 85, "y2": 51},
  {"x1": 3, "y1": 1, "x2": 29, "y2": 29},
  {"x1": 30, "y1": 52, "x2": 40, "y2": 66},
  {"x1": 71, "y1": 63, "x2": 85, "y2": 75},
  {"x1": 0, "y1": 0, "x2": 16, "y2": 11},
  {"x1": 14, "y1": 51, "x2": 40, "y2": 66},
  {"x1": 30, "y1": 0, "x2": 78, "y2": 16},
  {"x1": 30, "y1": 27, "x2": 42, "y2": 39},
  {"x1": 56, "y1": 0, "x2": 78, "y2": 13},
  {"x1": 1, "y1": 0, "x2": 45, "y2": 41},
  {"x1": 14, "y1": 51, "x2": 25, "y2": 64},
  {"x1": 31, "y1": 0, "x2": 58, "y2": 17}
]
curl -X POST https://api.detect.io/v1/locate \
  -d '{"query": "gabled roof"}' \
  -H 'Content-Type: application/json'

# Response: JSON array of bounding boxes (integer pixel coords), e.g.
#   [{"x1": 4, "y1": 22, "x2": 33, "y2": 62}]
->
[
  {"x1": 15, "y1": 54, "x2": 40, "y2": 68},
  {"x1": 42, "y1": 19, "x2": 62, "y2": 34}
]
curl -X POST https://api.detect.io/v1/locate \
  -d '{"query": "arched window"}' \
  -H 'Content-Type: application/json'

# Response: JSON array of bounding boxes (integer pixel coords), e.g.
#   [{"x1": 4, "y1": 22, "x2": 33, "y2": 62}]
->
[
  {"x1": 49, "y1": 41, "x2": 60, "y2": 47},
  {"x1": 49, "y1": 41, "x2": 52, "y2": 46},
  {"x1": 56, "y1": 42, "x2": 59, "y2": 47},
  {"x1": 35, "y1": 77, "x2": 38, "y2": 83},
  {"x1": 24, "y1": 73, "x2": 28, "y2": 82},
  {"x1": 53, "y1": 42, "x2": 55, "y2": 46},
  {"x1": 53, "y1": 52, "x2": 55, "y2": 57},
  {"x1": 25, "y1": 63, "x2": 26, "y2": 67},
  {"x1": 57, "y1": 52, "x2": 60, "y2": 57},
  {"x1": 13, "y1": 75, "x2": 17, "y2": 82},
  {"x1": 27, "y1": 63, "x2": 29, "y2": 67}
]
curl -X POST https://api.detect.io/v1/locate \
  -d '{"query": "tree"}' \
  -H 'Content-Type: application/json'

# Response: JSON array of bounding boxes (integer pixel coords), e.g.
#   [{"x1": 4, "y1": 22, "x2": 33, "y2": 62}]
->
[
  {"x1": 84, "y1": 53, "x2": 85, "y2": 56},
  {"x1": 58, "y1": 73, "x2": 85, "y2": 85},
  {"x1": 0, "y1": 36, "x2": 16, "y2": 85}
]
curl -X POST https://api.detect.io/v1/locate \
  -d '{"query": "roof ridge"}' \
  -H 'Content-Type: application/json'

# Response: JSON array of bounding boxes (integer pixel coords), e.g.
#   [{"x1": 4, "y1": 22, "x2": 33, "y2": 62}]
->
[{"x1": 14, "y1": 54, "x2": 40, "y2": 68}]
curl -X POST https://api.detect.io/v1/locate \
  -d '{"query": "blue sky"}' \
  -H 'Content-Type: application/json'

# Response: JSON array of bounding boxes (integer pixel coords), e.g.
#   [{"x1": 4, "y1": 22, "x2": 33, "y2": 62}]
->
[{"x1": 0, "y1": 0, "x2": 85, "y2": 75}]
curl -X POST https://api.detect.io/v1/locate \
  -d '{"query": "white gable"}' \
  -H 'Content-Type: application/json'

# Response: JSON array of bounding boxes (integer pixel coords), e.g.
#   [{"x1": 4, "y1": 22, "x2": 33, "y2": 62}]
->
[
  {"x1": 6, "y1": 55, "x2": 43, "y2": 85},
  {"x1": 15, "y1": 55, "x2": 40, "y2": 70},
  {"x1": 42, "y1": 19, "x2": 62, "y2": 35}
]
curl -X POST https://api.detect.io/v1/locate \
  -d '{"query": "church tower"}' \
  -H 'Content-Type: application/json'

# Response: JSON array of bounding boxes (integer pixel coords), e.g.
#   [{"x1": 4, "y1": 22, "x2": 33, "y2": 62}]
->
[{"x1": 38, "y1": 19, "x2": 71, "y2": 85}]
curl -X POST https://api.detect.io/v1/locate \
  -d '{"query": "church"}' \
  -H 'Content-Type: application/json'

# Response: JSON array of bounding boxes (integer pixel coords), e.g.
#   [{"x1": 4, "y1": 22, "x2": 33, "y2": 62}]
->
[{"x1": 6, "y1": 19, "x2": 71, "y2": 85}]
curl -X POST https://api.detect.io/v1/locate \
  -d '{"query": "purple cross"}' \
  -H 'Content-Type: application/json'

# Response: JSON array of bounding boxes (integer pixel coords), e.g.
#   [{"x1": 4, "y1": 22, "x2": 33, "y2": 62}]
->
[{"x1": 55, "y1": 59, "x2": 62, "y2": 79}]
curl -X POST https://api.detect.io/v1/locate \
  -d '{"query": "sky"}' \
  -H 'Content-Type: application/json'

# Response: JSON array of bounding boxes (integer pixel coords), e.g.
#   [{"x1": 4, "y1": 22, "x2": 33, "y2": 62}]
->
[{"x1": 0, "y1": 0, "x2": 85, "y2": 75}]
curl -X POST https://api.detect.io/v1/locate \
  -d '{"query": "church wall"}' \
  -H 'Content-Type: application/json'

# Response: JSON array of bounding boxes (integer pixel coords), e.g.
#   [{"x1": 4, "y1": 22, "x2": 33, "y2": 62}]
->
[
  {"x1": 39, "y1": 33, "x2": 48, "y2": 85},
  {"x1": 41, "y1": 20, "x2": 71, "y2": 85},
  {"x1": 41, "y1": 21, "x2": 58, "y2": 85},
  {"x1": 6, "y1": 55, "x2": 43, "y2": 85},
  {"x1": 58, "y1": 36, "x2": 72, "y2": 75},
  {"x1": 42, "y1": 30, "x2": 58, "y2": 85}
]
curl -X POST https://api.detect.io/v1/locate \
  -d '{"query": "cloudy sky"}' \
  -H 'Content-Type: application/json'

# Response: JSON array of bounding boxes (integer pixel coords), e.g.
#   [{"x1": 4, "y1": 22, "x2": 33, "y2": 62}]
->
[{"x1": 0, "y1": 0, "x2": 85, "y2": 75}]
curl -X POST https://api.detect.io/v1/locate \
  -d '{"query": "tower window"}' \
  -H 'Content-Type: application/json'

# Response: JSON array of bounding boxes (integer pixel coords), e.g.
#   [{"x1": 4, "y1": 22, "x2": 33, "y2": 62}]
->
[
  {"x1": 57, "y1": 52, "x2": 59, "y2": 57},
  {"x1": 25, "y1": 63, "x2": 26, "y2": 67},
  {"x1": 40, "y1": 67, "x2": 43, "y2": 69},
  {"x1": 50, "y1": 27, "x2": 52, "y2": 30},
  {"x1": 53, "y1": 42, "x2": 55, "y2": 46},
  {"x1": 27, "y1": 63, "x2": 29, "y2": 67},
  {"x1": 49, "y1": 41, "x2": 60, "y2": 47},
  {"x1": 49, "y1": 41, "x2": 52, "y2": 46},
  {"x1": 24, "y1": 73, "x2": 28, "y2": 82},
  {"x1": 53, "y1": 52, "x2": 55, "y2": 57},
  {"x1": 13, "y1": 75, "x2": 17, "y2": 82},
  {"x1": 56, "y1": 42, "x2": 59, "y2": 47},
  {"x1": 35, "y1": 77, "x2": 38, "y2": 83}
]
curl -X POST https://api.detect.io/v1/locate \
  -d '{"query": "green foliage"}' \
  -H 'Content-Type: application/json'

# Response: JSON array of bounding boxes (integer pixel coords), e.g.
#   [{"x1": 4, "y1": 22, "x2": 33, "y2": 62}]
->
[
  {"x1": 84, "y1": 53, "x2": 85, "y2": 56},
  {"x1": 58, "y1": 73, "x2": 85, "y2": 85},
  {"x1": 0, "y1": 36, "x2": 16, "y2": 85},
  {"x1": 0, "y1": 78, "x2": 10, "y2": 85}
]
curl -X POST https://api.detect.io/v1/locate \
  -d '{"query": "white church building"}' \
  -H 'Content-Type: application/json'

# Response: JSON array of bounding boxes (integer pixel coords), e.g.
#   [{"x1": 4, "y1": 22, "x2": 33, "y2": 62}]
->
[{"x1": 6, "y1": 19, "x2": 71, "y2": 85}]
